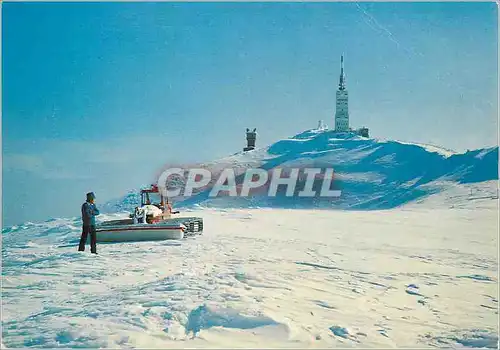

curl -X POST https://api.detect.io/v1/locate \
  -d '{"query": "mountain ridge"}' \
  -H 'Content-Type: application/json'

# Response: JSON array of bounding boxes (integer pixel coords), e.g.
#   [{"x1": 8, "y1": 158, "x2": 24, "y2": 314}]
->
[{"x1": 104, "y1": 129, "x2": 498, "y2": 213}]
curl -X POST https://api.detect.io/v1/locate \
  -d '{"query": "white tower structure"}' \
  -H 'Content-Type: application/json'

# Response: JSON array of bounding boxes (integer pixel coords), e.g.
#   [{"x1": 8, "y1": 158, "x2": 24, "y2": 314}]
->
[{"x1": 334, "y1": 55, "x2": 349, "y2": 132}]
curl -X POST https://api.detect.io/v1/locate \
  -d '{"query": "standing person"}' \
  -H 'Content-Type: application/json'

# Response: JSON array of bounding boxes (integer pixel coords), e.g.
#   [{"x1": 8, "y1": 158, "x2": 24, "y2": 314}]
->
[{"x1": 79, "y1": 192, "x2": 100, "y2": 254}]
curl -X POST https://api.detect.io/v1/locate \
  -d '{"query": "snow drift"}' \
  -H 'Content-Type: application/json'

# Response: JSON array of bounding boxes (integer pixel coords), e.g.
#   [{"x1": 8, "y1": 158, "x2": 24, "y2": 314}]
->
[{"x1": 2, "y1": 206, "x2": 498, "y2": 348}]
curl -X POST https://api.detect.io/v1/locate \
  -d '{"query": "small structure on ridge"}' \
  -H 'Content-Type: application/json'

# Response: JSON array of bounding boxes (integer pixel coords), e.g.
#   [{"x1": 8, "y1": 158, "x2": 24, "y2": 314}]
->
[{"x1": 244, "y1": 128, "x2": 257, "y2": 151}]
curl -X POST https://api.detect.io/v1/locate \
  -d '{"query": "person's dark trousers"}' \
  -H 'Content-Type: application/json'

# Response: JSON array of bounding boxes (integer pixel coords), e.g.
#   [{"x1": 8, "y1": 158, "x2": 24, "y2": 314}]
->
[{"x1": 78, "y1": 225, "x2": 97, "y2": 254}]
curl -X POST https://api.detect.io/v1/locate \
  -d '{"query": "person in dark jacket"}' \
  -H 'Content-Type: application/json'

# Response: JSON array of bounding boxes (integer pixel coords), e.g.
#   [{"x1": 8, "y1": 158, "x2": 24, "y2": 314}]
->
[{"x1": 79, "y1": 192, "x2": 100, "y2": 254}]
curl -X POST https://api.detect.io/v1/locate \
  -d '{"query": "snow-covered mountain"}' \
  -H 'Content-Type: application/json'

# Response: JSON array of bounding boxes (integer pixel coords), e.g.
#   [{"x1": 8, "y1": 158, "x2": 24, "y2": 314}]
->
[
  {"x1": 104, "y1": 129, "x2": 498, "y2": 213},
  {"x1": 2, "y1": 129, "x2": 498, "y2": 349}
]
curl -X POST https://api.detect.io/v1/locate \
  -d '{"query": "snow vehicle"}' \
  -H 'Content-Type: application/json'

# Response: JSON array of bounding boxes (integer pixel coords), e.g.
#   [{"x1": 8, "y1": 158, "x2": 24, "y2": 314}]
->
[{"x1": 96, "y1": 184, "x2": 203, "y2": 242}]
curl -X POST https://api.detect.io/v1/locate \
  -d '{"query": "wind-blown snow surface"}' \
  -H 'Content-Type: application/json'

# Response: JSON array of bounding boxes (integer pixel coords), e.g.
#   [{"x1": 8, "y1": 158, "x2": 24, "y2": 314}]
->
[
  {"x1": 2, "y1": 188, "x2": 499, "y2": 348},
  {"x1": 2, "y1": 130, "x2": 499, "y2": 348}
]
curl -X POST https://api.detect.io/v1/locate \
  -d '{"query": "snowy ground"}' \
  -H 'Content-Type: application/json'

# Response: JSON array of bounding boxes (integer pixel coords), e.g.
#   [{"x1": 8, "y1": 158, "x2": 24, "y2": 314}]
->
[{"x1": 2, "y1": 188, "x2": 498, "y2": 348}]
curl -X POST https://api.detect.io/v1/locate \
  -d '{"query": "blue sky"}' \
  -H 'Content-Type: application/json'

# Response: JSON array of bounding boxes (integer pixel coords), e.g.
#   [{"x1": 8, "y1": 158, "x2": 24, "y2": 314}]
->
[{"x1": 2, "y1": 2, "x2": 498, "y2": 225}]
